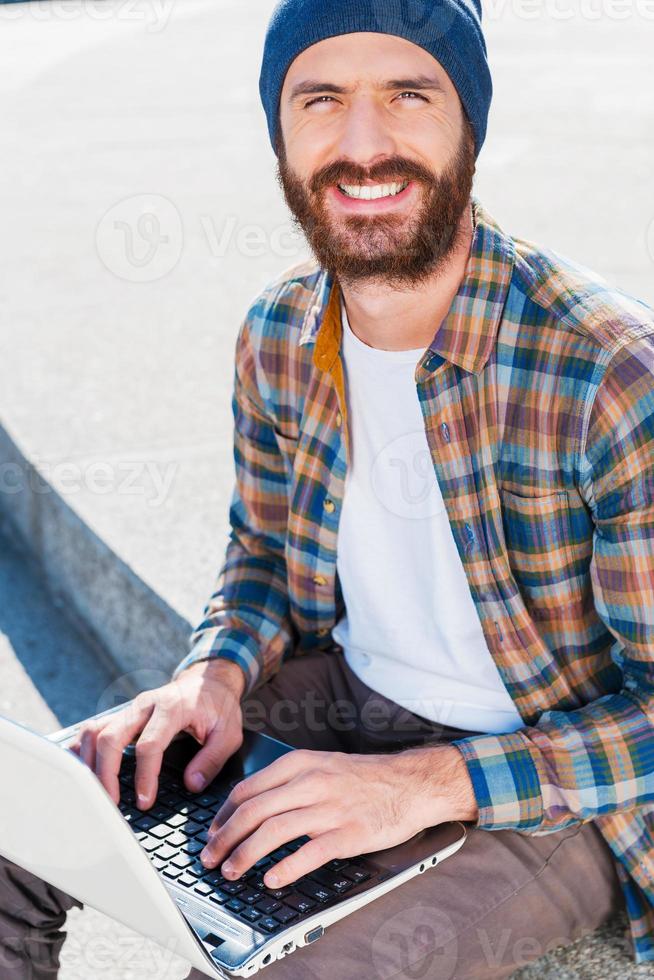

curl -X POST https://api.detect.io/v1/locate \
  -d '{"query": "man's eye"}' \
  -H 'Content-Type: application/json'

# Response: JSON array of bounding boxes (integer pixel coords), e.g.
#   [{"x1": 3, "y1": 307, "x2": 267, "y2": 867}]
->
[
  {"x1": 396, "y1": 91, "x2": 428, "y2": 102},
  {"x1": 304, "y1": 95, "x2": 335, "y2": 108}
]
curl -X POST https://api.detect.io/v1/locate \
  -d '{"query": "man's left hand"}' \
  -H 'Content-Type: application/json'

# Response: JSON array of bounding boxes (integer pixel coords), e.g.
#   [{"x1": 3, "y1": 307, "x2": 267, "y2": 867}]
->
[{"x1": 200, "y1": 744, "x2": 478, "y2": 889}]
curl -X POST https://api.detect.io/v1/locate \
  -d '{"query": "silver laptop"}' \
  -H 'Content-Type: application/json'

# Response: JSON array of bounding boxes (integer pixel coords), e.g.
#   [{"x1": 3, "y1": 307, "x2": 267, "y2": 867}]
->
[{"x1": 0, "y1": 705, "x2": 467, "y2": 977}]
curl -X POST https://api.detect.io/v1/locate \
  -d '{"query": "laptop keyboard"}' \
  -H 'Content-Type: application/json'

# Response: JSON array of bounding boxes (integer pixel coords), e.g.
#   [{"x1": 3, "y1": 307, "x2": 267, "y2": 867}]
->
[{"x1": 118, "y1": 754, "x2": 377, "y2": 935}]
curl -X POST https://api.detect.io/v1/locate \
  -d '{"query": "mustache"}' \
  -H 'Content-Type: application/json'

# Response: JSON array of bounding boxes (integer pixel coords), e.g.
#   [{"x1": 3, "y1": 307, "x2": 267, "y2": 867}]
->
[{"x1": 309, "y1": 157, "x2": 437, "y2": 193}]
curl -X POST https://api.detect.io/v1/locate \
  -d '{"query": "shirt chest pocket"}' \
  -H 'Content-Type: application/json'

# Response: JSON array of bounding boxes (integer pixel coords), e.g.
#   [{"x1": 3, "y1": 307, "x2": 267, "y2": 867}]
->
[{"x1": 499, "y1": 487, "x2": 585, "y2": 620}]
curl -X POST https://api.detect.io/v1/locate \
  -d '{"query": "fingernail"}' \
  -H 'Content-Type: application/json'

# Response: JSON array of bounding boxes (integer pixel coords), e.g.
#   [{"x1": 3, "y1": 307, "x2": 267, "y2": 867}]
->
[
  {"x1": 266, "y1": 873, "x2": 279, "y2": 887},
  {"x1": 222, "y1": 861, "x2": 234, "y2": 875},
  {"x1": 137, "y1": 793, "x2": 149, "y2": 808},
  {"x1": 188, "y1": 771, "x2": 206, "y2": 791}
]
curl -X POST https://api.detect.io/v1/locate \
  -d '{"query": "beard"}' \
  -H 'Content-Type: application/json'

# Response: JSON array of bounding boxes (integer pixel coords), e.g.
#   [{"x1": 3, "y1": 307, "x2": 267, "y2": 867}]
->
[{"x1": 275, "y1": 117, "x2": 476, "y2": 289}]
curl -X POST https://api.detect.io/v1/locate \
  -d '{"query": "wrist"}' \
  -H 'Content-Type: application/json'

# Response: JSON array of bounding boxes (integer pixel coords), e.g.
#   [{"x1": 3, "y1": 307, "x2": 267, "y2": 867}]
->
[
  {"x1": 181, "y1": 658, "x2": 248, "y2": 701},
  {"x1": 399, "y1": 743, "x2": 479, "y2": 825}
]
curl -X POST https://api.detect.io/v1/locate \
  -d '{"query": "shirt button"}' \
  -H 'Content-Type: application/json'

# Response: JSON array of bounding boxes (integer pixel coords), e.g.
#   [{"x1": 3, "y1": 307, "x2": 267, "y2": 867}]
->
[
  {"x1": 440, "y1": 422, "x2": 451, "y2": 444},
  {"x1": 335, "y1": 412, "x2": 342, "y2": 427},
  {"x1": 316, "y1": 627, "x2": 330, "y2": 637},
  {"x1": 313, "y1": 574, "x2": 327, "y2": 586},
  {"x1": 323, "y1": 498, "x2": 336, "y2": 514}
]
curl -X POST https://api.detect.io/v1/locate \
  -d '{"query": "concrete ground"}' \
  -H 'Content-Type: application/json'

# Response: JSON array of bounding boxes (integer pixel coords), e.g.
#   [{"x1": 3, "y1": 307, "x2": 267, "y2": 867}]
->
[
  {"x1": 0, "y1": 0, "x2": 653, "y2": 976},
  {"x1": 0, "y1": 520, "x2": 192, "y2": 979}
]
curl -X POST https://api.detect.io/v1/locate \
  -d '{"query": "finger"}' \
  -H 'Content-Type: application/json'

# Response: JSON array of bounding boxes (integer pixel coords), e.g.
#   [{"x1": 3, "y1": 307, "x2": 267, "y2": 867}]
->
[
  {"x1": 93, "y1": 700, "x2": 157, "y2": 805},
  {"x1": 130, "y1": 705, "x2": 186, "y2": 809},
  {"x1": 210, "y1": 748, "x2": 322, "y2": 826},
  {"x1": 203, "y1": 776, "x2": 321, "y2": 869},
  {"x1": 183, "y1": 723, "x2": 243, "y2": 794},
  {"x1": 207, "y1": 805, "x2": 330, "y2": 884},
  {"x1": 265, "y1": 829, "x2": 347, "y2": 889},
  {"x1": 79, "y1": 724, "x2": 99, "y2": 771}
]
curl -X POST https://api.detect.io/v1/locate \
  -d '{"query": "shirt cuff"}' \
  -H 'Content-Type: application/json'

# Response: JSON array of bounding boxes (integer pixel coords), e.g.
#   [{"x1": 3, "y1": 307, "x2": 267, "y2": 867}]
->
[
  {"x1": 451, "y1": 729, "x2": 545, "y2": 832},
  {"x1": 171, "y1": 628, "x2": 262, "y2": 698}
]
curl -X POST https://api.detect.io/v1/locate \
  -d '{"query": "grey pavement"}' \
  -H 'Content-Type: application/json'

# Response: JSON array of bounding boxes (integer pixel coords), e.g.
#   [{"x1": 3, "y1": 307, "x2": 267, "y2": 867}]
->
[
  {"x1": 0, "y1": 0, "x2": 653, "y2": 976},
  {"x1": 0, "y1": 520, "x2": 192, "y2": 979}
]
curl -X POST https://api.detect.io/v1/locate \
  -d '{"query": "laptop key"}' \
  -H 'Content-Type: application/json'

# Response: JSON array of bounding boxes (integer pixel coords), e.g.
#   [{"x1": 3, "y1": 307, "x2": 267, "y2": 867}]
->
[
  {"x1": 178, "y1": 819, "x2": 202, "y2": 836},
  {"x1": 166, "y1": 813, "x2": 190, "y2": 829},
  {"x1": 296, "y1": 880, "x2": 334, "y2": 903},
  {"x1": 195, "y1": 793, "x2": 221, "y2": 809},
  {"x1": 191, "y1": 807, "x2": 215, "y2": 824},
  {"x1": 209, "y1": 893, "x2": 227, "y2": 905},
  {"x1": 255, "y1": 898, "x2": 281, "y2": 915},
  {"x1": 138, "y1": 835, "x2": 162, "y2": 853},
  {"x1": 310, "y1": 869, "x2": 354, "y2": 894},
  {"x1": 266, "y1": 885, "x2": 292, "y2": 900},
  {"x1": 152, "y1": 857, "x2": 166, "y2": 871},
  {"x1": 183, "y1": 840, "x2": 204, "y2": 855},
  {"x1": 258, "y1": 916, "x2": 281, "y2": 934},
  {"x1": 150, "y1": 804, "x2": 172, "y2": 821},
  {"x1": 163, "y1": 867, "x2": 182, "y2": 879},
  {"x1": 171, "y1": 854, "x2": 194, "y2": 870},
  {"x1": 240, "y1": 887, "x2": 264, "y2": 905},
  {"x1": 193, "y1": 883, "x2": 213, "y2": 896},
  {"x1": 240, "y1": 907, "x2": 262, "y2": 923},
  {"x1": 178, "y1": 874, "x2": 197, "y2": 888},
  {"x1": 221, "y1": 881, "x2": 245, "y2": 896},
  {"x1": 341, "y1": 865, "x2": 372, "y2": 884},
  {"x1": 283, "y1": 893, "x2": 316, "y2": 914},
  {"x1": 154, "y1": 844, "x2": 178, "y2": 862},
  {"x1": 225, "y1": 898, "x2": 246, "y2": 913},
  {"x1": 133, "y1": 815, "x2": 159, "y2": 832},
  {"x1": 273, "y1": 907, "x2": 298, "y2": 925},
  {"x1": 165, "y1": 831, "x2": 189, "y2": 848},
  {"x1": 150, "y1": 825, "x2": 173, "y2": 840}
]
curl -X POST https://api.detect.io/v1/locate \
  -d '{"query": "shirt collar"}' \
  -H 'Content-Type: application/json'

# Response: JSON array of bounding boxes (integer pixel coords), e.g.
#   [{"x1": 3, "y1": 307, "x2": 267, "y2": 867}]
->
[{"x1": 299, "y1": 195, "x2": 516, "y2": 377}]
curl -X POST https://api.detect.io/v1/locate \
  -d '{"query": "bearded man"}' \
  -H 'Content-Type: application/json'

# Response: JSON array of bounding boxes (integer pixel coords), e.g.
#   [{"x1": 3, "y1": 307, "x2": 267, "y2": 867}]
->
[{"x1": 2, "y1": 1, "x2": 654, "y2": 978}]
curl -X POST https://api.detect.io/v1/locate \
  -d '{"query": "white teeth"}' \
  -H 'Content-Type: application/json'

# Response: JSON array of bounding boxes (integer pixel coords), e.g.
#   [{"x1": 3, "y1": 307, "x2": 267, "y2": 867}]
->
[{"x1": 338, "y1": 180, "x2": 409, "y2": 200}]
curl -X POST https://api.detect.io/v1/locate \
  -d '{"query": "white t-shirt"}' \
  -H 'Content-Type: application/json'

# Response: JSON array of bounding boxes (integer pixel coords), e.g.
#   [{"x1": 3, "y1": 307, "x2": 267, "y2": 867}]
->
[{"x1": 331, "y1": 299, "x2": 524, "y2": 734}]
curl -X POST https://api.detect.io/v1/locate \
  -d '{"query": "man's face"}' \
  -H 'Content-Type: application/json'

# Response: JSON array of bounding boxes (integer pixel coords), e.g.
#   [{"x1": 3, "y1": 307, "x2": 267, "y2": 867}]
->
[{"x1": 276, "y1": 32, "x2": 476, "y2": 289}]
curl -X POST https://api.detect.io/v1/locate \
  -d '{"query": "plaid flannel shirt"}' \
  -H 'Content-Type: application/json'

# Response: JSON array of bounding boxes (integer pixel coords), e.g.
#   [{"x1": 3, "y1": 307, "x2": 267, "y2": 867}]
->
[{"x1": 173, "y1": 195, "x2": 654, "y2": 962}]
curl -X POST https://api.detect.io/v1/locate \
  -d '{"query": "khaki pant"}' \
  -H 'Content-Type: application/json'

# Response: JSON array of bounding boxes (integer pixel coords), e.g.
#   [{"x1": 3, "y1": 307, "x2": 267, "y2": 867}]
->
[{"x1": 0, "y1": 648, "x2": 625, "y2": 979}]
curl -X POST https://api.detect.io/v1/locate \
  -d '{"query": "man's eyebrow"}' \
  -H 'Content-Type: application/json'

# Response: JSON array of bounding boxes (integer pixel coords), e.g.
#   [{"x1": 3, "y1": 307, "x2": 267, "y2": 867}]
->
[{"x1": 288, "y1": 74, "x2": 444, "y2": 102}]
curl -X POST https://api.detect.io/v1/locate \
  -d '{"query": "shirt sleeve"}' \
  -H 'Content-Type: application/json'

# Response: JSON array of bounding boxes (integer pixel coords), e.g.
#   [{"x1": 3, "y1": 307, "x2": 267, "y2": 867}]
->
[
  {"x1": 171, "y1": 306, "x2": 295, "y2": 698},
  {"x1": 451, "y1": 334, "x2": 654, "y2": 834}
]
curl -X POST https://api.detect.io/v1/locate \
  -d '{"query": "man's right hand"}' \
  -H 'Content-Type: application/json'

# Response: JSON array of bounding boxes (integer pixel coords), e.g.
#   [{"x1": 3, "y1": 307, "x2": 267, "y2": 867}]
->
[{"x1": 67, "y1": 659, "x2": 247, "y2": 810}]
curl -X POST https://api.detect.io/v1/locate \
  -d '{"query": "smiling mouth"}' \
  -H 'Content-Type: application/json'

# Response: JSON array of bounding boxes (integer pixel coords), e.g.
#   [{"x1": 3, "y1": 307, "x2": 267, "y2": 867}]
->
[{"x1": 336, "y1": 180, "x2": 410, "y2": 200}]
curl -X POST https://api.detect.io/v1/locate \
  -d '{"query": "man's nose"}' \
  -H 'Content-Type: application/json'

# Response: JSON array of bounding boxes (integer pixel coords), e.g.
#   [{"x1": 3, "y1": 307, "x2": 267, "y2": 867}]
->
[{"x1": 335, "y1": 97, "x2": 397, "y2": 168}]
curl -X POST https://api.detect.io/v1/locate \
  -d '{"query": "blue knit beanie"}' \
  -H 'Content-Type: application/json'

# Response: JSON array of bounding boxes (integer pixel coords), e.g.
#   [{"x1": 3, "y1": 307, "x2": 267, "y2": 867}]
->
[{"x1": 259, "y1": 0, "x2": 492, "y2": 159}]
